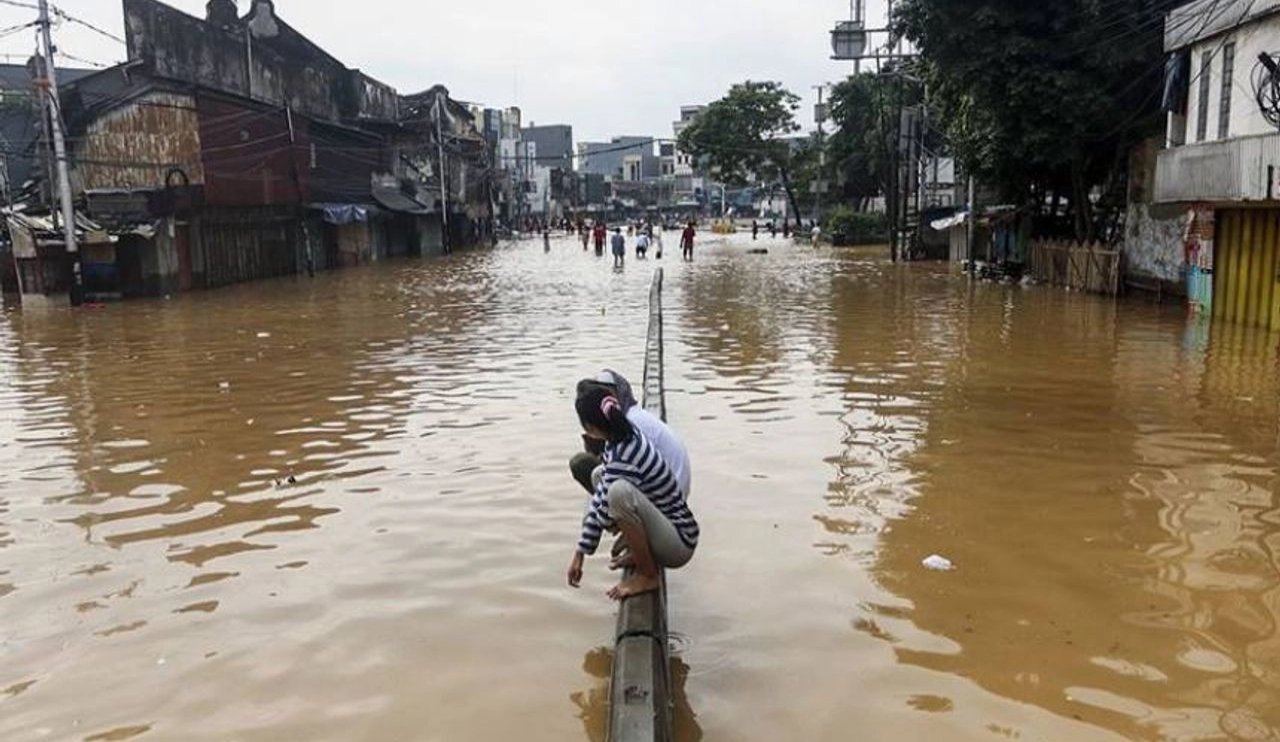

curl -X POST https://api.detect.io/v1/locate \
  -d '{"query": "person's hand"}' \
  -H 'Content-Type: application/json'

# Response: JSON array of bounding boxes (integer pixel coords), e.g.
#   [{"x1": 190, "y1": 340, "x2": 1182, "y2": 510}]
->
[{"x1": 568, "y1": 552, "x2": 585, "y2": 588}]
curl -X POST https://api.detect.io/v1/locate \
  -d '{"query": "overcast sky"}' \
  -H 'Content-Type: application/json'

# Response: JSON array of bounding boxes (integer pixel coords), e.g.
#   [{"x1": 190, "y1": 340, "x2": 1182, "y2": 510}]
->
[{"x1": 0, "y1": 0, "x2": 890, "y2": 144}]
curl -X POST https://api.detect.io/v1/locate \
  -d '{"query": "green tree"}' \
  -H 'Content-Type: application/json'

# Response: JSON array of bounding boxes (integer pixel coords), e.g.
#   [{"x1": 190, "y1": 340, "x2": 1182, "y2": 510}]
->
[
  {"x1": 894, "y1": 0, "x2": 1179, "y2": 240},
  {"x1": 678, "y1": 81, "x2": 806, "y2": 229},
  {"x1": 827, "y1": 72, "x2": 921, "y2": 212}
]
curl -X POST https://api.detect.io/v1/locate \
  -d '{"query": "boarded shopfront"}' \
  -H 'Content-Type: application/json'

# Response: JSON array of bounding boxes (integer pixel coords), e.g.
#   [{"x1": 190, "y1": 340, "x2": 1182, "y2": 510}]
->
[{"x1": 1213, "y1": 209, "x2": 1280, "y2": 331}]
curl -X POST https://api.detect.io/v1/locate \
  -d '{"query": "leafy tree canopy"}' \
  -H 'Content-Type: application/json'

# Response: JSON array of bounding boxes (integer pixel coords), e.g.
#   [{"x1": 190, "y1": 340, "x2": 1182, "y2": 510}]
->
[{"x1": 678, "y1": 81, "x2": 807, "y2": 226}]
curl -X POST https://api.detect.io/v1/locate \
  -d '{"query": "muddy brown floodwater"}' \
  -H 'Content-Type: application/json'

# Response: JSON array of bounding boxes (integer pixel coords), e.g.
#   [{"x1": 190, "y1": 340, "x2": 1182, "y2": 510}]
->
[{"x1": 0, "y1": 233, "x2": 1276, "y2": 742}]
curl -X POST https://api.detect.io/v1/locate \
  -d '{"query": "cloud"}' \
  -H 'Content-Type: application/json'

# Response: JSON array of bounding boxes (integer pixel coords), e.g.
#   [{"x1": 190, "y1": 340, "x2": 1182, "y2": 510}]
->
[{"x1": 0, "y1": 0, "x2": 870, "y2": 143}]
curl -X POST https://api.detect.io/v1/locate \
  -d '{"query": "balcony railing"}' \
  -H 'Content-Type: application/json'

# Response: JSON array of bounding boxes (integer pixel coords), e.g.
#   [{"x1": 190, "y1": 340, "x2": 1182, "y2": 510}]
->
[{"x1": 1155, "y1": 132, "x2": 1280, "y2": 203}]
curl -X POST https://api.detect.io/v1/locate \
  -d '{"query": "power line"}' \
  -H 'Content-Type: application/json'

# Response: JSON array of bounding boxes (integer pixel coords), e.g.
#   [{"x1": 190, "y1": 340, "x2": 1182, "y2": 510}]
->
[{"x1": 49, "y1": 7, "x2": 125, "y2": 45}]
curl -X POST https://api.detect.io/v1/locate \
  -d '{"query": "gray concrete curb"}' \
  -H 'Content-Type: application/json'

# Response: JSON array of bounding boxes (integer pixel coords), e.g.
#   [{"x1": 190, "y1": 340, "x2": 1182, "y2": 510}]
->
[{"x1": 608, "y1": 268, "x2": 673, "y2": 742}]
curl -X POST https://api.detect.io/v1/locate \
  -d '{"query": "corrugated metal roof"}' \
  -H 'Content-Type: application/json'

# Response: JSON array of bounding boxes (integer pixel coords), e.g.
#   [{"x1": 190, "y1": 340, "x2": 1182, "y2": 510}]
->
[{"x1": 1165, "y1": 0, "x2": 1280, "y2": 51}]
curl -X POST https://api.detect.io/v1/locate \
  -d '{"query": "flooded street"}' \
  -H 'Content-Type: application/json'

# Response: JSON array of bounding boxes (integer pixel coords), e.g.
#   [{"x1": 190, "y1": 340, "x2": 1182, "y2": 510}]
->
[{"x1": 1, "y1": 233, "x2": 1277, "y2": 741}]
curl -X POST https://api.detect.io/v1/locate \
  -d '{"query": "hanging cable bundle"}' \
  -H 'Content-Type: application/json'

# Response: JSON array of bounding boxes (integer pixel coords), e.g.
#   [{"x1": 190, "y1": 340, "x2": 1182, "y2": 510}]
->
[{"x1": 1253, "y1": 52, "x2": 1280, "y2": 130}]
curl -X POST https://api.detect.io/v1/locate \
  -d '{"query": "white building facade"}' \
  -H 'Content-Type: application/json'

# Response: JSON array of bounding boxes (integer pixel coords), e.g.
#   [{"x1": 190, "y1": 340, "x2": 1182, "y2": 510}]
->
[{"x1": 1136, "y1": 0, "x2": 1280, "y2": 329}]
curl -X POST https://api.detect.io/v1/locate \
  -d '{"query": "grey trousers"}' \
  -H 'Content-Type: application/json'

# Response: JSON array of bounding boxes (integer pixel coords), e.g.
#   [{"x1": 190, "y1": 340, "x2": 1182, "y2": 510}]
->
[
  {"x1": 607, "y1": 480, "x2": 694, "y2": 569},
  {"x1": 570, "y1": 453, "x2": 693, "y2": 569}
]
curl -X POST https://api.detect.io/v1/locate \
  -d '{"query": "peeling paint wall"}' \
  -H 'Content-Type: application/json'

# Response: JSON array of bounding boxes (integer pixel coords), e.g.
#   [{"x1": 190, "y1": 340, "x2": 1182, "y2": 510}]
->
[
  {"x1": 1124, "y1": 202, "x2": 1189, "y2": 284},
  {"x1": 1124, "y1": 137, "x2": 1190, "y2": 291},
  {"x1": 73, "y1": 92, "x2": 204, "y2": 192}
]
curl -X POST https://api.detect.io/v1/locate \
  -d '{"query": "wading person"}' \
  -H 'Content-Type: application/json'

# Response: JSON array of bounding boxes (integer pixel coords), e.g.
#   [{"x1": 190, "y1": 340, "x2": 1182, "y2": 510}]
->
[
  {"x1": 636, "y1": 230, "x2": 650, "y2": 259},
  {"x1": 681, "y1": 221, "x2": 696, "y2": 261},
  {"x1": 567, "y1": 384, "x2": 699, "y2": 600},
  {"x1": 611, "y1": 227, "x2": 626, "y2": 268},
  {"x1": 752, "y1": 220, "x2": 759, "y2": 240},
  {"x1": 581, "y1": 223, "x2": 590, "y2": 251},
  {"x1": 593, "y1": 222, "x2": 607, "y2": 256}
]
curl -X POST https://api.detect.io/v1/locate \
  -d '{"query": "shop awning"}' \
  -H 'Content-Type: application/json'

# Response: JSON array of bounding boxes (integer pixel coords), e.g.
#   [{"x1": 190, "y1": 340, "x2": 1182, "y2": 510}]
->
[
  {"x1": 310, "y1": 203, "x2": 379, "y2": 225},
  {"x1": 372, "y1": 187, "x2": 434, "y2": 215},
  {"x1": 931, "y1": 212, "x2": 969, "y2": 231}
]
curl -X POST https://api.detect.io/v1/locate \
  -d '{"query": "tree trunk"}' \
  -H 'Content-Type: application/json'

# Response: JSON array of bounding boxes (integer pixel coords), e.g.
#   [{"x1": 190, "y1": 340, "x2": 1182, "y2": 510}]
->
[
  {"x1": 1070, "y1": 158, "x2": 1092, "y2": 243},
  {"x1": 779, "y1": 167, "x2": 804, "y2": 230}
]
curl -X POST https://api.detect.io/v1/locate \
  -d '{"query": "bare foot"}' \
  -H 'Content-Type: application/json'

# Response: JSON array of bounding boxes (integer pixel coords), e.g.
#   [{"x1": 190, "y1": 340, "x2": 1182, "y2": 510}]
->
[
  {"x1": 608, "y1": 574, "x2": 660, "y2": 601},
  {"x1": 609, "y1": 549, "x2": 635, "y2": 571}
]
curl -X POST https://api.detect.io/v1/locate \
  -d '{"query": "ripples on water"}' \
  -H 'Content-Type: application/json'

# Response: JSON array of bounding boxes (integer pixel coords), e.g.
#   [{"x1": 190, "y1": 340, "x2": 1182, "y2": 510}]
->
[{"x1": 1, "y1": 235, "x2": 1277, "y2": 741}]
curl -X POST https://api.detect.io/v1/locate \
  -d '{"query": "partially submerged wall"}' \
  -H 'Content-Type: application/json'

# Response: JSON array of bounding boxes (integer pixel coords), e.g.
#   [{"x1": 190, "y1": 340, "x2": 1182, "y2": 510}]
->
[{"x1": 610, "y1": 268, "x2": 674, "y2": 742}]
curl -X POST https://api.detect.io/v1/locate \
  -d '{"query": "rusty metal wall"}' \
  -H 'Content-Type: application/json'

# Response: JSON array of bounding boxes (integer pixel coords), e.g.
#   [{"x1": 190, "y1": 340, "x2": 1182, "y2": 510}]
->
[{"x1": 74, "y1": 92, "x2": 204, "y2": 192}]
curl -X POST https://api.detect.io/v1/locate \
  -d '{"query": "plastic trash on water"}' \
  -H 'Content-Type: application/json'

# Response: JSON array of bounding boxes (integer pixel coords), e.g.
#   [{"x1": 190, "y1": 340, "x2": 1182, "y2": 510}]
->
[{"x1": 922, "y1": 554, "x2": 955, "y2": 572}]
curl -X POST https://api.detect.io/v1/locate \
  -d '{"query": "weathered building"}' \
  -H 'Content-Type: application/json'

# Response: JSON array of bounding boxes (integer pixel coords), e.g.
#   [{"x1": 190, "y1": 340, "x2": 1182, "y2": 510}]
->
[
  {"x1": 8, "y1": 0, "x2": 493, "y2": 304},
  {"x1": 1132, "y1": 0, "x2": 1280, "y2": 327}
]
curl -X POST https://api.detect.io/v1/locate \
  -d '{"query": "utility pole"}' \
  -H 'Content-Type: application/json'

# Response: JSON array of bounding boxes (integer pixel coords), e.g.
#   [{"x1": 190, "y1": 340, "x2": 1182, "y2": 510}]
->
[
  {"x1": 966, "y1": 174, "x2": 976, "y2": 275},
  {"x1": 433, "y1": 93, "x2": 451, "y2": 254},
  {"x1": 813, "y1": 84, "x2": 828, "y2": 227},
  {"x1": 37, "y1": 0, "x2": 82, "y2": 305}
]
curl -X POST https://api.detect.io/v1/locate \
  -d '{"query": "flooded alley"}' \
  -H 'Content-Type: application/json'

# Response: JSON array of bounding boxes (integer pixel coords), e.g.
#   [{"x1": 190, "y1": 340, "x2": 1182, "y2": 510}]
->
[{"x1": 1, "y1": 234, "x2": 1277, "y2": 742}]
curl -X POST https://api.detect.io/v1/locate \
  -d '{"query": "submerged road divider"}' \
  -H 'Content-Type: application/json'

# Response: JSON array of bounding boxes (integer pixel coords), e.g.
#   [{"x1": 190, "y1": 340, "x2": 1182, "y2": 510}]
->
[{"x1": 609, "y1": 267, "x2": 674, "y2": 742}]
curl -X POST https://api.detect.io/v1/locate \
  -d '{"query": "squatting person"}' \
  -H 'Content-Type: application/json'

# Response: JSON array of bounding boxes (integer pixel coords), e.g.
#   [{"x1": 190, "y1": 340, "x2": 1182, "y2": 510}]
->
[{"x1": 567, "y1": 383, "x2": 698, "y2": 600}]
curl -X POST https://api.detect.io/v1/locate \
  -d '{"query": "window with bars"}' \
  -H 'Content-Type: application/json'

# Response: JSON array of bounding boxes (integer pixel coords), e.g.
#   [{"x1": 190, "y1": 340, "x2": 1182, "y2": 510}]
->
[
  {"x1": 1197, "y1": 49, "x2": 1213, "y2": 142},
  {"x1": 1219, "y1": 42, "x2": 1235, "y2": 139}
]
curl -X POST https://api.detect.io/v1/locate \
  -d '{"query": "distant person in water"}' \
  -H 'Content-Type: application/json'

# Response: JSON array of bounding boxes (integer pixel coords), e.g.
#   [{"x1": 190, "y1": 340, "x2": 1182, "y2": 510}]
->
[
  {"x1": 611, "y1": 227, "x2": 626, "y2": 268},
  {"x1": 593, "y1": 222, "x2": 607, "y2": 256},
  {"x1": 567, "y1": 382, "x2": 698, "y2": 600},
  {"x1": 752, "y1": 220, "x2": 759, "y2": 240},
  {"x1": 581, "y1": 223, "x2": 590, "y2": 251},
  {"x1": 636, "y1": 230, "x2": 650, "y2": 259},
  {"x1": 681, "y1": 221, "x2": 696, "y2": 261}
]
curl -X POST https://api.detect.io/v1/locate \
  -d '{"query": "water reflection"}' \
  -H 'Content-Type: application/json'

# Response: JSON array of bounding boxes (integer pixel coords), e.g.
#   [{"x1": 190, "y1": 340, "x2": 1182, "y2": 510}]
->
[
  {"x1": 572, "y1": 647, "x2": 703, "y2": 742},
  {"x1": 857, "y1": 283, "x2": 1280, "y2": 739},
  {"x1": 0, "y1": 240, "x2": 664, "y2": 741}
]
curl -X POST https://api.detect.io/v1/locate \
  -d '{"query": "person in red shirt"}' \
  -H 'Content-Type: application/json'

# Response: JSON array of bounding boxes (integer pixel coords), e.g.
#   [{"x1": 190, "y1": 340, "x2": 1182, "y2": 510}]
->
[
  {"x1": 593, "y1": 222, "x2": 607, "y2": 256},
  {"x1": 681, "y1": 222, "x2": 697, "y2": 261}
]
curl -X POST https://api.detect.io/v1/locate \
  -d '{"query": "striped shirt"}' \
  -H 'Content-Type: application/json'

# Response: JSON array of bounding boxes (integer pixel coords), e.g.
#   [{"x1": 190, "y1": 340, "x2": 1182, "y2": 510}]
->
[{"x1": 577, "y1": 432, "x2": 700, "y2": 556}]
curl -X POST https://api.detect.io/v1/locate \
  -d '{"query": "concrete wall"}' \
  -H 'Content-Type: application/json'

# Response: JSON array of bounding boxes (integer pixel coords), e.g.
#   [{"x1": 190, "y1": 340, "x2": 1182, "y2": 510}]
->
[
  {"x1": 1124, "y1": 202, "x2": 1190, "y2": 285},
  {"x1": 1177, "y1": 13, "x2": 1280, "y2": 145},
  {"x1": 123, "y1": 0, "x2": 398, "y2": 125},
  {"x1": 580, "y1": 137, "x2": 659, "y2": 181},
  {"x1": 521, "y1": 125, "x2": 574, "y2": 172},
  {"x1": 1126, "y1": 137, "x2": 1191, "y2": 291}
]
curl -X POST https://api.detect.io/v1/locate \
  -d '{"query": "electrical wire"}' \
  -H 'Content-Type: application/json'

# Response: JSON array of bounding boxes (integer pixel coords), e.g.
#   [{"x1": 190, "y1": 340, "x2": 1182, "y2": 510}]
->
[{"x1": 49, "y1": 7, "x2": 125, "y2": 45}]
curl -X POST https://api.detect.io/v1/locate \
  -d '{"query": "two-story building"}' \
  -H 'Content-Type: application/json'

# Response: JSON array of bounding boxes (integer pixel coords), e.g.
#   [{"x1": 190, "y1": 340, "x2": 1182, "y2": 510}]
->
[
  {"x1": 1140, "y1": 0, "x2": 1280, "y2": 329},
  {"x1": 5, "y1": 0, "x2": 492, "y2": 304}
]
